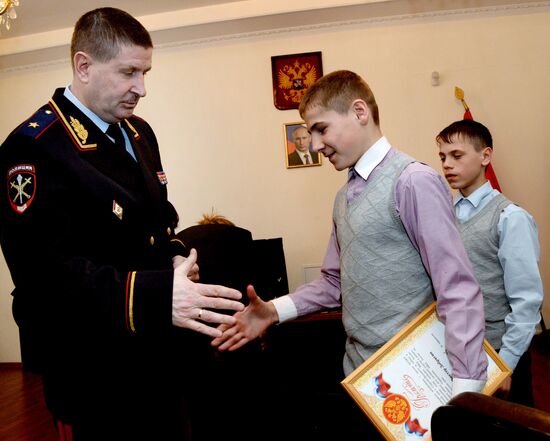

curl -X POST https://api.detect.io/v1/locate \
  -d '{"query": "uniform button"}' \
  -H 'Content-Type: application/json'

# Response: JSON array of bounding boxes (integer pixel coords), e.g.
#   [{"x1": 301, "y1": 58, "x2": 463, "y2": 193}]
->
[
  {"x1": 167, "y1": 227, "x2": 171, "y2": 235},
  {"x1": 150, "y1": 236, "x2": 155, "y2": 246}
]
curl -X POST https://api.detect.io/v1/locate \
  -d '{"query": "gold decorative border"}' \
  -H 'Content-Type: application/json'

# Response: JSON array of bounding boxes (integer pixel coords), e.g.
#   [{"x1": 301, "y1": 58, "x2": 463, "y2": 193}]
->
[{"x1": 341, "y1": 302, "x2": 511, "y2": 441}]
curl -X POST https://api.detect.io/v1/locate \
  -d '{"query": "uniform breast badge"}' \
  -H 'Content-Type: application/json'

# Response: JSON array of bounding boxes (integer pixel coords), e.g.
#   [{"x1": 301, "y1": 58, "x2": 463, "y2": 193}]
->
[
  {"x1": 112, "y1": 200, "x2": 123, "y2": 220},
  {"x1": 156, "y1": 171, "x2": 168, "y2": 185},
  {"x1": 7, "y1": 164, "x2": 36, "y2": 214}
]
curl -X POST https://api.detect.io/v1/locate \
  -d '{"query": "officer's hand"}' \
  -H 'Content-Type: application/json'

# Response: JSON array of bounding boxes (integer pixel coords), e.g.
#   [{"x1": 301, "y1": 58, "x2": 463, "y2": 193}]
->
[
  {"x1": 172, "y1": 249, "x2": 244, "y2": 338},
  {"x1": 173, "y1": 254, "x2": 199, "y2": 282}
]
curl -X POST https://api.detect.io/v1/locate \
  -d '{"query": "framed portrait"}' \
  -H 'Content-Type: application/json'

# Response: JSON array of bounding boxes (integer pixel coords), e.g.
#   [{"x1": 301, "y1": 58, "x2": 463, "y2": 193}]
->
[
  {"x1": 283, "y1": 122, "x2": 322, "y2": 169},
  {"x1": 271, "y1": 51, "x2": 323, "y2": 110},
  {"x1": 341, "y1": 302, "x2": 511, "y2": 441}
]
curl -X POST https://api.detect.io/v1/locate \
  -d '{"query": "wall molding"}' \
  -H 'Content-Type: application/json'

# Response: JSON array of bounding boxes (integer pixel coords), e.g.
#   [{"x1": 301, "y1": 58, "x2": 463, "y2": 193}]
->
[
  {"x1": 1, "y1": 1, "x2": 549, "y2": 74},
  {"x1": 154, "y1": 1, "x2": 550, "y2": 49}
]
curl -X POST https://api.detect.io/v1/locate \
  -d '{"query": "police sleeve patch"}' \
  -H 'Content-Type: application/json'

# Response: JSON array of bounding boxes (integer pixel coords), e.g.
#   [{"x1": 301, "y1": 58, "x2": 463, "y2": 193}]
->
[{"x1": 7, "y1": 164, "x2": 36, "y2": 214}]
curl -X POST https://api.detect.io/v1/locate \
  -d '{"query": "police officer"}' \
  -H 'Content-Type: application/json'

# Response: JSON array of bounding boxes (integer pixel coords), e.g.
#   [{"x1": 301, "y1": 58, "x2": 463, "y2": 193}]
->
[{"x1": 0, "y1": 8, "x2": 244, "y2": 441}]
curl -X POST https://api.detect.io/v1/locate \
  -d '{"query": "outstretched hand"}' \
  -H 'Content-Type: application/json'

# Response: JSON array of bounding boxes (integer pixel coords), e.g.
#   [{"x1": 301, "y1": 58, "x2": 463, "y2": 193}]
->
[
  {"x1": 211, "y1": 284, "x2": 279, "y2": 351},
  {"x1": 172, "y1": 249, "x2": 244, "y2": 338}
]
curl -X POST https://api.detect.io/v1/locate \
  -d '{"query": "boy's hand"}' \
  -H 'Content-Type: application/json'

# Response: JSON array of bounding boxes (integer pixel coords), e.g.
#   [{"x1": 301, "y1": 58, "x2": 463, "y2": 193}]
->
[{"x1": 212, "y1": 285, "x2": 278, "y2": 351}]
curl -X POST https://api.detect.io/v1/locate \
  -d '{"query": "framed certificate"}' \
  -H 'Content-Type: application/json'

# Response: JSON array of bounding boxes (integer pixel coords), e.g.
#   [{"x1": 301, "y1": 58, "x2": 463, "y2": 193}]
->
[{"x1": 341, "y1": 303, "x2": 511, "y2": 441}]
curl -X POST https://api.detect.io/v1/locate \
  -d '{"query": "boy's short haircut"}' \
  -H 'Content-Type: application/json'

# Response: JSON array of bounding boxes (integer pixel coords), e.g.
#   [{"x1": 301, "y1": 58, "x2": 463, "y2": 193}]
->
[
  {"x1": 436, "y1": 119, "x2": 493, "y2": 152},
  {"x1": 299, "y1": 70, "x2": 380, "y2": 125}
]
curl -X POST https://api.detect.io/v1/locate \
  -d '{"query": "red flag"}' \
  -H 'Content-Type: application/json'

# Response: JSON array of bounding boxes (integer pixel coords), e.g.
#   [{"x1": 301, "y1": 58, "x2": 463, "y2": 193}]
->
[
  {"x1": 455, "y1": 87, "x2": 501, "y2": 191},
  {"x1": 462, "y1": 107, "x2": 502, "y2": 192}
]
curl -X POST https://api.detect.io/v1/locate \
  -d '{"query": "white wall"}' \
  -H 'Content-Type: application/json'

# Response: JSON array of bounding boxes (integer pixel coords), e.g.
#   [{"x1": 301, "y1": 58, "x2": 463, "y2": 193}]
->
[{"x1": 1, "y1": 8, "x2": 549, "y2": 361}]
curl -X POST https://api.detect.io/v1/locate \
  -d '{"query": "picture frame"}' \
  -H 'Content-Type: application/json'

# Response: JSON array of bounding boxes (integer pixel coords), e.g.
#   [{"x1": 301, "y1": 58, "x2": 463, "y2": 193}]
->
[
  {"x1": 271, "y1": 51, "x2": 323, "y2": 110},
  {"x1": 283, "y1": 122, "x2": 322, "y2": 169},
  {"x1": 341, "y1": 302, "x2": 511, "y2": 441}
]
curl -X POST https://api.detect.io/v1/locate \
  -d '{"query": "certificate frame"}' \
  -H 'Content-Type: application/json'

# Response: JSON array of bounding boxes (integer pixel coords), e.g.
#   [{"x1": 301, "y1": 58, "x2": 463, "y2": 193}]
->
[{"x1": 341, "y1": 303, "x2": 511, "y2": 441}]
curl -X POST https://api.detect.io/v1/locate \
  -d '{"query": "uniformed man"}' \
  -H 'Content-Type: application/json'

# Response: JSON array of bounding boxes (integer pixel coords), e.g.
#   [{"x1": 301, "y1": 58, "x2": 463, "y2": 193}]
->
[{"x1": 0, "y1": 8, "x2": 244, "y2": 441}]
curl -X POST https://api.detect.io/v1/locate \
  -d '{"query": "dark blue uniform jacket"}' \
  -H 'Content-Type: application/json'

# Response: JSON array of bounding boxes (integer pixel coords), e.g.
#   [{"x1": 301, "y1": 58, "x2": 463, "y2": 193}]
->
[{"x1": 0, "y1": 88, "x2": 190, "y2": 439}]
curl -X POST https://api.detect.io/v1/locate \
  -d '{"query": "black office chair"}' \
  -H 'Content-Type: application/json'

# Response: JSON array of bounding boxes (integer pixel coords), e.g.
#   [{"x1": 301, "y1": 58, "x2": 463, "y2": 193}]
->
[
  {"x1": 174, "y1": 225, "x2": 288, "y2": 441},
  {"x1": 251, "y1": 237, "x2": 289, "y2": 300},
  {"x1": 431, "y1": 392, "x2": 550, "y2": 440}
]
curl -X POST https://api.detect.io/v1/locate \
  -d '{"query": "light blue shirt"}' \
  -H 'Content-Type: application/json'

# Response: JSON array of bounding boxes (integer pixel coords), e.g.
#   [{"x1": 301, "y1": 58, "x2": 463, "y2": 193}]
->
[
  {"x1": 63, "y1": 86, "x2": 137, "y2": 160},
  {"x1": 455, "y1": 181, "x2": 544, "y2": 370}
]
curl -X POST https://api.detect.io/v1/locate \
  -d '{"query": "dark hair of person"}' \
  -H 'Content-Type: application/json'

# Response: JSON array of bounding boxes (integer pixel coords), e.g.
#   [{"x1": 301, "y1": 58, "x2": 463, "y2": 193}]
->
[
  {"x1": 436, "y1": 119, "x2": 493, "y2": 152},
  {"x1": 299, "y1": 69, "x2": 380, "y2": 126},
  {"x1": 71, "y1": 7, "x2": 153, "y2": 66}
]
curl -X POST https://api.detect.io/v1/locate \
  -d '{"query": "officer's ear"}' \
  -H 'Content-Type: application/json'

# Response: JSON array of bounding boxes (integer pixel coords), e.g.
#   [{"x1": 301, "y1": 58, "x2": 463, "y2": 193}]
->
[{"x1": 73, "y1": 51, "x2": 92, "y2": 84}]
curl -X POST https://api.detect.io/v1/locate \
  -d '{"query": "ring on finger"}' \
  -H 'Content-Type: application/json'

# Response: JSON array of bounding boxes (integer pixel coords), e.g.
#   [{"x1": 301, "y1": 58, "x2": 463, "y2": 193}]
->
[{"x1": 198, "y1": 308, "x2": 203, "y2": 319}]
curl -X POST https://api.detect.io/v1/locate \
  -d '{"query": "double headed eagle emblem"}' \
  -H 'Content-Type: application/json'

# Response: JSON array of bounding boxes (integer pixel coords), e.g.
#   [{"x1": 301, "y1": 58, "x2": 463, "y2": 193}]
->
[{"x1": 278, "y1": 60, "x2": 319, "y2": 105}]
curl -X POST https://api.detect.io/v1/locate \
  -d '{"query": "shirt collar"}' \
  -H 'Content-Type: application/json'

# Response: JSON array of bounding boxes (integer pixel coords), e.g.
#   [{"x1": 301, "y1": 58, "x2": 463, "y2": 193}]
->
[
  {"x1": 64, "y1": 86, "x2": 111, "y2": 133},
  {"x1": 454, "y1": 180, "x2": 492, "y2": 207},
  {"x1": 353, "y1": 136, "x2": 391, "y2": 180}
]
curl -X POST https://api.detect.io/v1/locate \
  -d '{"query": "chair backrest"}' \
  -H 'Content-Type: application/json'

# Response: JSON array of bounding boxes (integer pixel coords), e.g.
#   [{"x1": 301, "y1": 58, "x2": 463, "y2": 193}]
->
[
  {"x1": 176, "y1": 223, "x2": 254, "y2": 295},
  {"x1": 176, "y1": 226, "x2": 289, "y2": 301},
  {"x1": 251, "y1": 237, "x2": 289, "y2": 300},
  {"x1": 431, "y1": 392, "x2": 550, "y2": 441}
]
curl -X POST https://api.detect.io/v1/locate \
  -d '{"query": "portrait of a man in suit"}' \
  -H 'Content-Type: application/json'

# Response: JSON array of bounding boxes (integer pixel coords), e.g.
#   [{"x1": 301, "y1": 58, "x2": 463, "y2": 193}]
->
[{"x1": 285, "y1": 123, "x2": 321, "y2": 168}]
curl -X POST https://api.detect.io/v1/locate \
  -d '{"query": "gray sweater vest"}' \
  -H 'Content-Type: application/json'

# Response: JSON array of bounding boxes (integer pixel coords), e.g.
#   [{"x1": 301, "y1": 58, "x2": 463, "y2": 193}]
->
[
  {"x1": 457, "y1": 193, "x2": 512, "y2": 349},
  {"x1": 334, "y1": 152, "x2": 433, "y2": 375}
]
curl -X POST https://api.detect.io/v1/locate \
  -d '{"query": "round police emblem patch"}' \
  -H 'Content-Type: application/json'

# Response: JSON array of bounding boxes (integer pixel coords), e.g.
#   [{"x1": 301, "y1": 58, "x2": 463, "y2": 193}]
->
[{"x1": 7, "y1": 164, "x2": 36, "y2": 214}]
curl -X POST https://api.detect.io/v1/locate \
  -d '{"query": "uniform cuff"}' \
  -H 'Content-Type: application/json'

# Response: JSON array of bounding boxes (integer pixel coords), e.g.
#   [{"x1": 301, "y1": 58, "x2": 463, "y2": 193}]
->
[{"x1": 127, "y1": 269, "x2": 173, "y2": 334}]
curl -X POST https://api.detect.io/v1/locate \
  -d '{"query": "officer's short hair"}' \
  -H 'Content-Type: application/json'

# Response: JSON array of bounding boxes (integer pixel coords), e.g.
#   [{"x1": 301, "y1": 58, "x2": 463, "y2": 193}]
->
[{"x1": 71, "y1": 7, "x2": 153, "y2": 67}]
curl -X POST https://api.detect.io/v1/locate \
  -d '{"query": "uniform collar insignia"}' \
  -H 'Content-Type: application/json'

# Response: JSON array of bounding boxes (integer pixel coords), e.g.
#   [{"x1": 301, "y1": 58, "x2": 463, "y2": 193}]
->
[
  {"x1": 124, "y1": 119, "x2": 140, "y2": 140},
  {"x1": 49, "y1": 98, "x2": 97, "y2": 150},
  {"x1": 69, "y1": 116, "x2": 89, "y2": 144}
]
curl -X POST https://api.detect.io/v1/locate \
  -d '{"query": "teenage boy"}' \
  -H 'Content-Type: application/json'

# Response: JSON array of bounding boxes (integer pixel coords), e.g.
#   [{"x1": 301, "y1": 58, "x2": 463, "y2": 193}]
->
[
  {"x1": 213, "y1": 70, "x2": 488, "y2": 438},
  {"x1": 436, "y1": 119, "x2": 544, "y2": 404}
]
